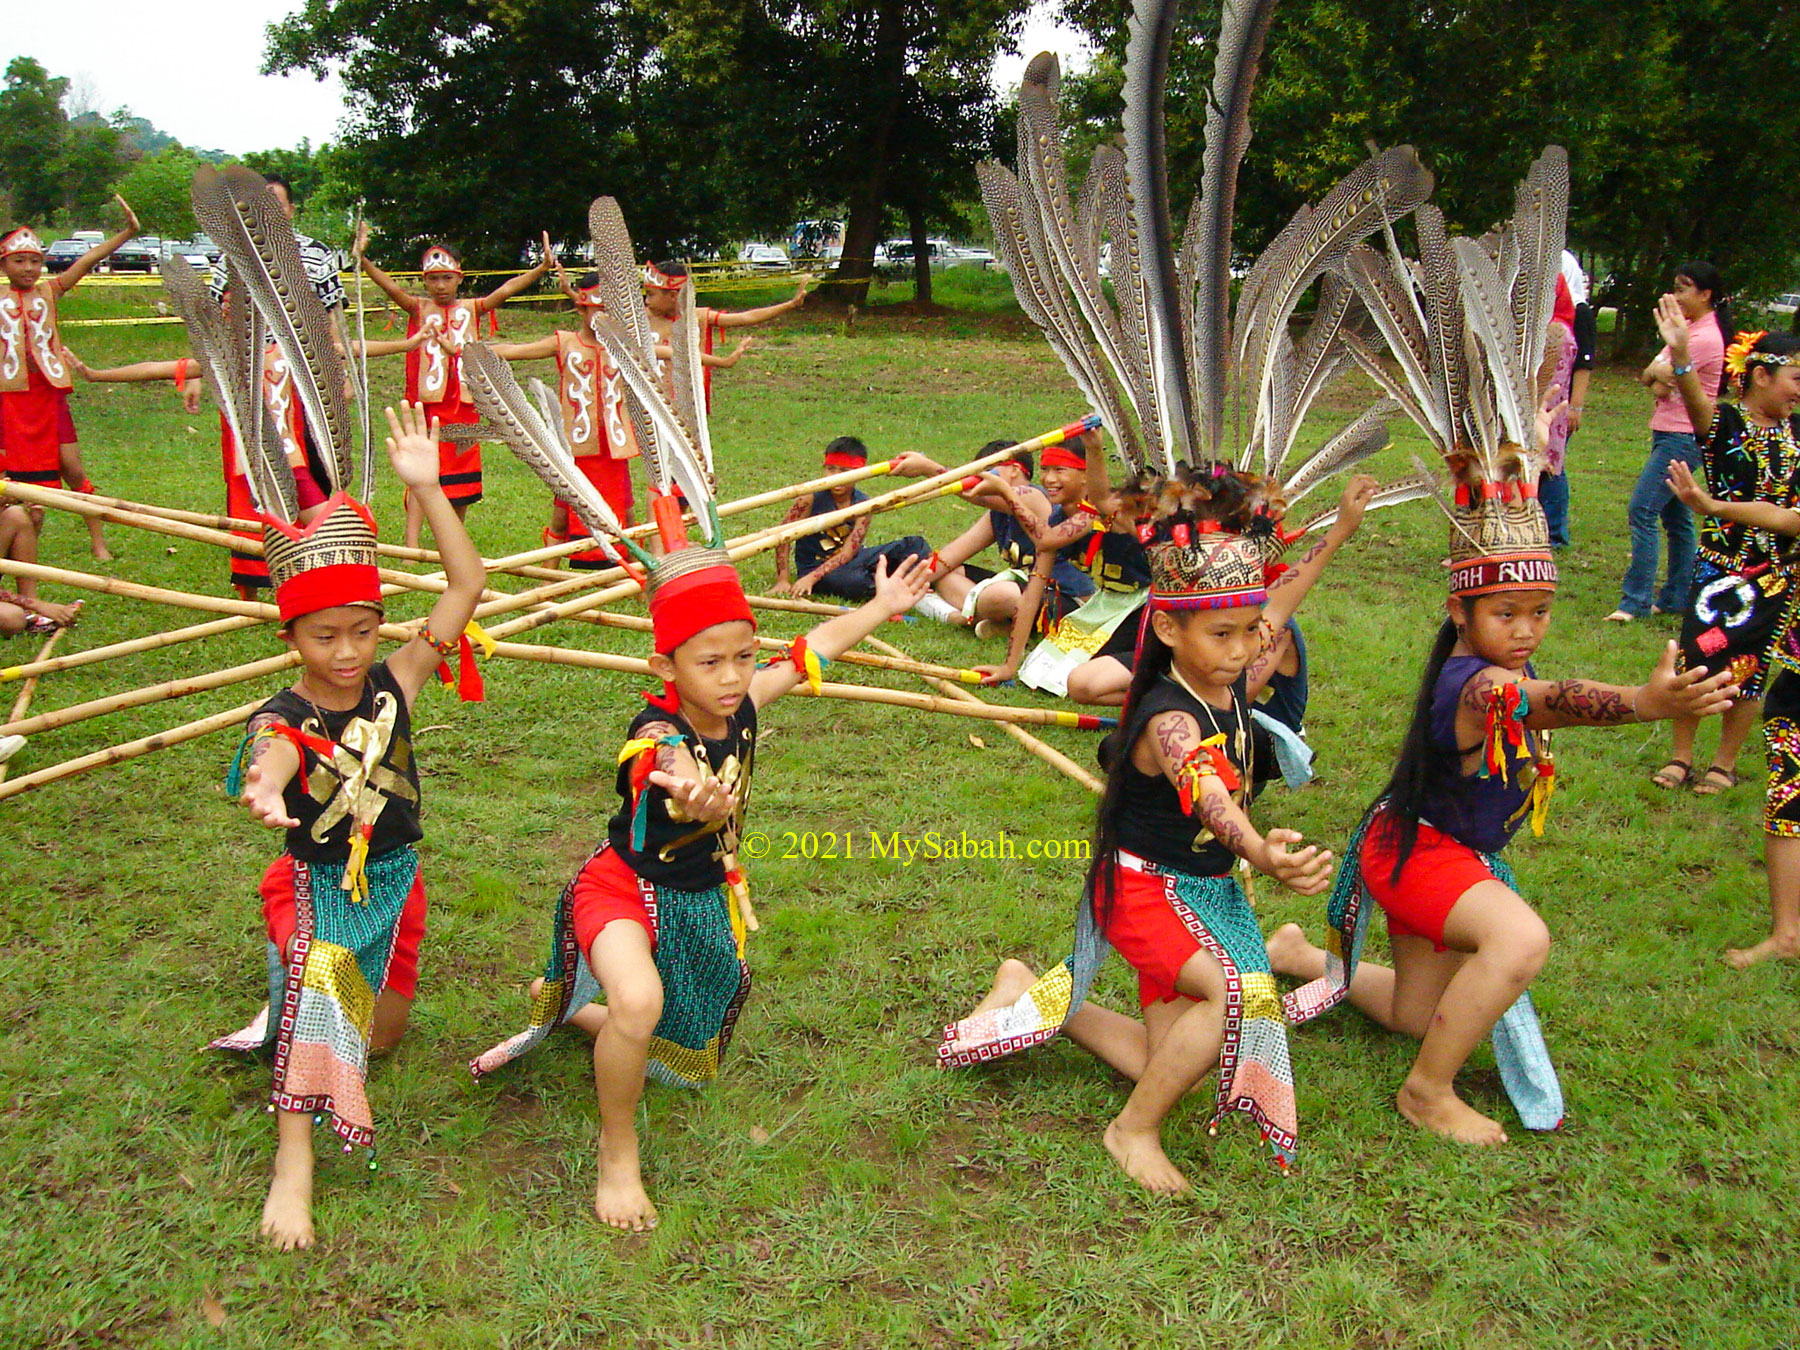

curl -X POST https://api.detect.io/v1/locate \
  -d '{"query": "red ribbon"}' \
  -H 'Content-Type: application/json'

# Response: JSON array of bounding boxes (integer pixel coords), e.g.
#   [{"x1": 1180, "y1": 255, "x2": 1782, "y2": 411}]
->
[{"x1": 434, "y1": 632, "x2": 486, "y2": 702}]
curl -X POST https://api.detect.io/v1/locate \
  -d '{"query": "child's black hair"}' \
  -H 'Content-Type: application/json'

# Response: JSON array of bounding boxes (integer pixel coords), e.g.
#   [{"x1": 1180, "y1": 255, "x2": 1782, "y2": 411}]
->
[
  {"x1": 574, "y1": 269, "x2": 600, "y2": 290},
  {"x1": 978, "y1": 438, "x2": 1030, "y2": 478},
  {"x1": 1085, "y1": 611, "x2": 1175, "y2": 930},
  {"x1": 825, "y1": 435, "x2": 868, "y2": 460},
  {"x1": 1735, "y1": 331, "x2": 1800, "y2": 395},
  {"x1": 654, "y1": 260, "x2": 690, "y2": 279},
  {"x1": 1367, "y1": 615, "x2": 1465, "y2": 883},
  {"x1": 1674, "y1": 260, "x2": 1732, "y2": 396}
]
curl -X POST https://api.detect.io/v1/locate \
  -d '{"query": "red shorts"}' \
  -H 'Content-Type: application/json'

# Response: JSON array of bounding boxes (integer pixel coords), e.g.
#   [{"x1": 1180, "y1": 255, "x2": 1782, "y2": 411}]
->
[
  {"x1": 0, "y1": 372, "x2": 64, "y2": 484},
  {"x1": 260, "y1": 853, "x2": 429, "y2": 1000},
  {"x1": 1362, "y1": 817, "x2": 1498, "y2": 951},
  {"x1": 570, "y1": 846, "x2": 655, "y2": 956},
  {"x1": 1098, "y1": 856, "x2": 1216, "y2": 1008},
  {"x1": 425, "y1": 399, "x2": 482, "y2": 504}
]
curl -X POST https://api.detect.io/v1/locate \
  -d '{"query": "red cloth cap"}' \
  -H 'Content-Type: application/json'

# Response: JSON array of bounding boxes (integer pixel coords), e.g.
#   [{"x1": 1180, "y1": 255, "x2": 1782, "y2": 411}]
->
[
  {"x1": 1040, "y1": 445, "x2": 1086, "y2": 471},
  {"x1": 823, "y1": 449, "x2": 866, "y2": 469},
  {"x1": 649, "y1": 560, "x2": 755, "y2": 654},
  {"x1": 276, "y1": 563, "x2": 384, "y2": 623}
]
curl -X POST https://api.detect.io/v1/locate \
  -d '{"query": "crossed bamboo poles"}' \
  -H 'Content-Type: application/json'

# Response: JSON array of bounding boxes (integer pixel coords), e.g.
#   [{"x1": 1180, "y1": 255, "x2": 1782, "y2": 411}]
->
[{"x1": 0, "y1": 416, "x2": 1114, "y2": 801}]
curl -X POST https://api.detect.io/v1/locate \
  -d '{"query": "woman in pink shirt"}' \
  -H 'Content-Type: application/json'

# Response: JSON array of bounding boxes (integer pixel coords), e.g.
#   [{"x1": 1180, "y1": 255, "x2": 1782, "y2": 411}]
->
[{"x1": 1607, "y1": 262, "x2": 1731, "y2": 623}]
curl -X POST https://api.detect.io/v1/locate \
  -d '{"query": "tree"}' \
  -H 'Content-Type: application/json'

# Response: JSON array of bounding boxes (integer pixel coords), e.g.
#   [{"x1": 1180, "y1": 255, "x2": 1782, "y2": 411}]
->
[
  {"x1": 0, "y1": 57, "x2": 71, "y2": 224},
  {"x1": 117, "y1": 147, "x2": 204, "y2": 240},
  {"x1": 1062, "y1": 0, "x2": 1800, "y2": 352}
]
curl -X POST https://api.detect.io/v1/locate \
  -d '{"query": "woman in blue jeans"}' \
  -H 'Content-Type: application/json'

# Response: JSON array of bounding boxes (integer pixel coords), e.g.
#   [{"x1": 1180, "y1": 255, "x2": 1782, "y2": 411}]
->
[{"x1": 1607, "y1": 263, "x2": 1732, "y2": 622}]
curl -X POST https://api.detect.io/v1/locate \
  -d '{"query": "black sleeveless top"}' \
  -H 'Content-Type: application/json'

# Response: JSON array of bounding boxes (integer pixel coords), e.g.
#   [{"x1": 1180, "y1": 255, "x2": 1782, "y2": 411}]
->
[
  {"x1": 1090, "y1": 529, "x2": 1152, "y2": 592},
  {"x1": 795, "y1": 487, "x2": 866, "y2": 573},
  {"x1": 257, "y1": 661, "x2": 423, "y2": 863},
  {"x1": 608, "y1": 698, "x2": 758, "y2": 890},
  {"x1": 1113, "y1": 672, "x2": 1256, "y2": 876}
]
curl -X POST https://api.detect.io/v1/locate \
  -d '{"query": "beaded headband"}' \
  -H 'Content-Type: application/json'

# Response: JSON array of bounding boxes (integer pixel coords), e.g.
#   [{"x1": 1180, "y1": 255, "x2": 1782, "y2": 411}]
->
[
  {"x1": 1, "y1": 228, "x2": 45, "y2": 258},
  {"x1": 420, "y1": 246, "x2": 462, "y2": 276},
  {"x1": 1725, "y1": 330, "x2": 1800, "y2": 380}
]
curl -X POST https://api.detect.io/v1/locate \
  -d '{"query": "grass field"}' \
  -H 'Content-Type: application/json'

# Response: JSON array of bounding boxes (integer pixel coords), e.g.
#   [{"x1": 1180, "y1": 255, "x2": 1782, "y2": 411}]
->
[{"x1": 3, "y1": 272, "x2": 1797, "y2": 1349}]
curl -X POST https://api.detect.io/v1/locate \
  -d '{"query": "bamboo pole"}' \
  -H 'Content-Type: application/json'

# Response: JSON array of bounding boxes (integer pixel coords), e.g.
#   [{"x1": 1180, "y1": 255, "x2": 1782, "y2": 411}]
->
[
  {"x1": 0, "y1": 651, "x2": 300, "y2": 738},
  {"x1": 0, "y1": 629, "x2": 64, "y2": 786},
  {"x1": 0, "y1": 698, "x2": 261, "y2": 802},
  {"x1": 864, "y1": 634, "x2": 1104, "y2": 795},
  {"x1": 486, "y1": 640, "x2": 1112, "y2": 729},
  {"x1": 0, "y1": 559, "x2": 416, "y2": 638},
  {"x1": 0, "y1": 614, "x2": 264, "y2": 683},
  {"x1": 564, "y1": 608, "x2": 983, "y2": 684}
]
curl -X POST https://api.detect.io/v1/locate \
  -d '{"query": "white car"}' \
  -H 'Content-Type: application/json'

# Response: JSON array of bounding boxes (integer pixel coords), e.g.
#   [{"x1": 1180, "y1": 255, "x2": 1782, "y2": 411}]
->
[
  {"x1": 1769, "y1": 292, "x2": 1800, "y2": 315},
  {"x1": 738, "y1": 243, "x2": 790, "y2": 271}
]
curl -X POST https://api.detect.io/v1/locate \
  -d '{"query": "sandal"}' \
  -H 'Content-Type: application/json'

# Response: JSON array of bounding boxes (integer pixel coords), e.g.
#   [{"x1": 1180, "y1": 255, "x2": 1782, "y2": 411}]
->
[
  {"x1": 1692, "y1": 765, "x2": 1741, "y2": 796},
  {"x1": 1651, "y1": 759, "x2": 1692, "y2": 790}
]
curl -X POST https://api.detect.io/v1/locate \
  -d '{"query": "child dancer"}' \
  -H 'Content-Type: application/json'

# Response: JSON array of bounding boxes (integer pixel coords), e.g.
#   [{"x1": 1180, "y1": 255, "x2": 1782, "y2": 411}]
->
[
  {"x1": 1653, "y1": 312, "x2": 1800, "y2": 799},
  {"x1": 193, "y1": 157, "x2": 487, "y2": 1253},
  {"x1": 941, "y1": 467, "x2": 1335, "y2": 1188},
  {"x1": 0, "y1": 196, "x2": 137, "y2": 558},
  {"x1": 1662, "y1": 324, "x2": 1800, "y2": 968},
  {"x1": 355, "y1": 224, "x2": 556, "y2": 545},
  {"x1": 641, "y1": 261, "x2": 805, "y2": 408},
  {"x1": 1279, "y1": 150, "x2": 1739, "y2": 1145},
  {"x1": 771, "y1": 436, "x2": 942, "y2": 609},
  {"x1": 463, "y1": 211, "x2": 929, "y2": 1229}
]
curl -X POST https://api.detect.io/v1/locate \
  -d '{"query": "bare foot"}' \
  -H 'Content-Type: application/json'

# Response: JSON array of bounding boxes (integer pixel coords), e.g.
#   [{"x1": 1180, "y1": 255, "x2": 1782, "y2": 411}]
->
[
  {"x1": 965, "y1": 958, "x2": 1037, "y2": 1019},
  {"x1": 528, "y1": 977, "x2": 609, "y2": 1037},
  {"x1": 259, "y1": 1146, "x2": 315, "y2": 1251},
  {"x1": 1397, "y1": 1079, "x2": 1507, "y2": 1145},
  {"x1": 1265, "y1": 922, "x2": 1320, "y2": 979},
  {"x1": 1102, "y1": 1118, "x2": 1191, "y2": 1194},
  {"x1": 91, "y1": 541, "x2": 113, "y2": 562},
  {"x1": 594, "y1": 1146, "x2": 658, "y2": 1232},
  {"x1": 1724, "y1": 936, "x2": 1800, "y2": 970}
]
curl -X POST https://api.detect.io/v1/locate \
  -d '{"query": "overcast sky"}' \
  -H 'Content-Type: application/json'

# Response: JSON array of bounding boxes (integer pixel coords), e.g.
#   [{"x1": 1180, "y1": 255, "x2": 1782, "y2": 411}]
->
[{"x1": 8, "y1": 2, "x2": 1091, "y2": 156}]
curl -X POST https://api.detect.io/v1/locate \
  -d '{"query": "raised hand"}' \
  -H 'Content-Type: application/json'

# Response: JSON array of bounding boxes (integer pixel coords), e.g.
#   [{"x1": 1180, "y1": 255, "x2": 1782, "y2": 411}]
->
[
  {"x1": 872, "y1": 552, "x2": 931, "y2": 616},
  {"x1": 353, "y1": 220, "x2": 371, "y2": 258},
  {"x1": 648, "y1": 768, "x2": 738, "y2": 825},
  {"x1": 243, "y1": 759, "x2": 301, "y2": 830},
  {"x1": 1637, "y1": 640, "x2": 1739, "y2": 721},
  {"x1": 1665, "y1": 459, "x2": 1713, "y2": 512},
  {"x1": 1653, "y1": 294, "x2": 1690, "y2": 362},
  {"x1": 114, "y1": 194, "x2": 139, "y2": 236},
  {"x1": 383, "y1": 401, "x2": 444, "y2": 489},
  {"x1": 1263, "y1": 828, "x2": 1333, "y2": 896},
  {"x1": 1332, "y1": 473, "x2": 1379, "y2": 535}
]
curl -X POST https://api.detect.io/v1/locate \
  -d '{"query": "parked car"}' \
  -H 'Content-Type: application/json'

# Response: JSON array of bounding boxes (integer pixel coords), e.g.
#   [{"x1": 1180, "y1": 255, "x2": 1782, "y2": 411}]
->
[
  {"x1": 109, "y1": 236, "x2": 162, "y2": 273},
  {"x1": 738, "y1": 243, "x2": 790, "y2": 271},
  {"x1": 44, "y1": 238, "x2": 89, "y2": 273},
  {"x1": 1769, "y1": 292, "x2": 1800, "y2": 316},
  {"x1": 163, "y1": 239, "x2": 212, "y2": 270}
]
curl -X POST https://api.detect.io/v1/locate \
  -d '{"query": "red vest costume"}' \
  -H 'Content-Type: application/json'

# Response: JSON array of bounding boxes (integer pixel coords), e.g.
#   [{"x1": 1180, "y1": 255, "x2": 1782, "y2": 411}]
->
[
  {"x1": 405, "y1": 299, "x2": 483, "y2": 504},
  {"x1": 220, "y1": 345, "x2": 310, "y2": 589},
  {"x1": 0, "y1": 281, "x2": 74, "y2": 483},
  {"x1": 555, "y1": 326, "x2": 640, "y2": 565}
]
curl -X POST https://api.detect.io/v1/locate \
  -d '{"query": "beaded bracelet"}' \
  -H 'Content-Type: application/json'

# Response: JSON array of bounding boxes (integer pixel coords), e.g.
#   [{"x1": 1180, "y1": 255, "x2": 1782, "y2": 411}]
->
[{"x1": 423, "y1": 629, "x2": 461, "y2": 658}]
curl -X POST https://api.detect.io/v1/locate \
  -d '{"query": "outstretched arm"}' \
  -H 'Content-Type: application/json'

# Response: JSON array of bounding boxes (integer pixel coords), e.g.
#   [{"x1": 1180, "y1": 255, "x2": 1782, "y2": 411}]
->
[
  {"x1": 380, "y1": 402, "x2": 488, "y2": 704},
  {"x1": 793, "y1": 515, "x2": 869, "y2": 596},
  {"x1": 240, "y1": 711, "x2": 302, "y2": 830},
  {"x1": 354, "y1": 332, "x2": 431, "y2": 358},
  {"x1": 925, "y1": 514, "x2": 994, "y2": 577},
  {"x1": 54, "y1": 195, "x2": 138, "y2": 294},
  {"x1": 1458, "y1": 643, "x2": 1738, "y2": 737},
  {"x1": 717, "y1": 280, "x2": 811, "y2": 328},
  {"x1": 487, "y1": 334, "x2": 560, "y2": 361},
  {"x1": 1668, "y1": 459, "x2": 1800, "y2": 535},
  {"x1": 749, "y1": 554, "x2": 930, "y2": 706},
  {"x1": 1143, "y1": 709, "x2": 1332, "y2": 895},
  {"x1": 1260, "y1": 473, "x2": 1378, "y2": 631},
  {"x1": 354, "y1": 225, "x2": 422, "y2": 314},
  {"x1": 474, "y1": 243, "x2": 554, "y2": 313}
]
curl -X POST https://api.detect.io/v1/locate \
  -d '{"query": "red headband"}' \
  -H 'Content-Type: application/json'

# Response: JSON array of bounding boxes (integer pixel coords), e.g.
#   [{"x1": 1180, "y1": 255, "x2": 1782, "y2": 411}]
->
[
  {"x1": 263, "y1": 494, "x2": 385, "y2": 623},
  {"x1": 420, "y1": 246, "x2": 462, "y2": 276},
  {"x1": 1, "y1": 228, "x2": 45, "y2": 258},
  {"x1": 649, "y1": 562, "x2": 755, "y2": 654},
  {"x1": 823, "y1": 450, "x2": 866, "y2": 469},
  {"x1": 1447, "y1": 552, "x2": 1558, "y2": 598},
  {"x1": 1040, "y1": 445, "x2": 1087, "y2": 471}
]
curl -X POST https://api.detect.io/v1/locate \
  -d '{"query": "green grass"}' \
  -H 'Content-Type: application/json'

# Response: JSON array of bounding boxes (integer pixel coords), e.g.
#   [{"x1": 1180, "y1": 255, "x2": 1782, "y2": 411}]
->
[{"x1": 3, "y1": 283, "x2": 1798, "y2": 1348}]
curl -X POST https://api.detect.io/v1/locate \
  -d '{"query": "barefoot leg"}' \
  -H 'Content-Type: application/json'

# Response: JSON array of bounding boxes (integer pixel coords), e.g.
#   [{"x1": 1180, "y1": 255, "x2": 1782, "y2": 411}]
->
[
  {"x1": 369, "y1": 988, "x2": 412, "y2": 1056},
  {"x1": 528, "y1": 976, "x2": 610, "y2": 1037},
  {"x1": 1727, "y1": 833, "x2": 1800, "y2": 969},
  {"x1": 261, "y1": 1109, "x2": 316, "y2": 1251},
  {"x1": 587, "y1": 920, "x2": 662, "y2": 1232},
  {"x1": 1394, "y1": 881, "x2": 1549, "y2": 1145},
  {"x1": 1265, "y1": 921, "x2": 1419, "y2": 1032},
  {"x1": 1101, "y1": 950, "x2": 1226, "y2": 1195},
  {"x1": 964, "y1": 959, "x2": 1037, "y2": 1017}
]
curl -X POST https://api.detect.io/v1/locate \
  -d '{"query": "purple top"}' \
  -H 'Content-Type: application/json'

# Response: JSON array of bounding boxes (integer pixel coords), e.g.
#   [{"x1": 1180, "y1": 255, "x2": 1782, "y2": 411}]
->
[{"x1": 1426, "y1": 655, "x2": 1535, "y2": 855}]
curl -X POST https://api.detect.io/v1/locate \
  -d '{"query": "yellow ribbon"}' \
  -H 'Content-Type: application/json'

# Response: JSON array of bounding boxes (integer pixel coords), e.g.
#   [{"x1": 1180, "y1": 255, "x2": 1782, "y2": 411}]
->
[{"x1": 343, "y1": 829, "x2": 371, "y2": 904}]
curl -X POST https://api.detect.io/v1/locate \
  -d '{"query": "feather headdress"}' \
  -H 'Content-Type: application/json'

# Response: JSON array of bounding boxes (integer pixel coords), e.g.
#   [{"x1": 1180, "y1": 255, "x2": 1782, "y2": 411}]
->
[
  {"x1": 985, "y1": 0, "x2": 1431, "y2": 529},
  {"x1": 187, "y1": 166, "x2": 383, "y2": 623},
  {"x1": 1337, "y1": 147, "x2": 1569, "y2": 593},
  {"x1": 465, "y1": 198, "x2": 752, "y2": 655}
]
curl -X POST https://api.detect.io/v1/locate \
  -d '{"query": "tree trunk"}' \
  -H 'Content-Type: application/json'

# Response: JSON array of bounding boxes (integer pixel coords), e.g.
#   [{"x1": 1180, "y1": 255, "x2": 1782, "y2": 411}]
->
[
  {"x1": 824, "y1": 0, "x2": 907, "y2": 308},
  {"x1": 908, "y1": 197, "x2": 931, "y2": 306}
]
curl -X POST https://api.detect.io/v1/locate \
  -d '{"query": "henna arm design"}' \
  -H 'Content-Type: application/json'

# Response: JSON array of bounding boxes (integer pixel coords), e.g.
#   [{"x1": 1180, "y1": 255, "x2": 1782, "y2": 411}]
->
[{"x1": 1538, "y1": 678, "x2": 1634, "y2": 726}]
